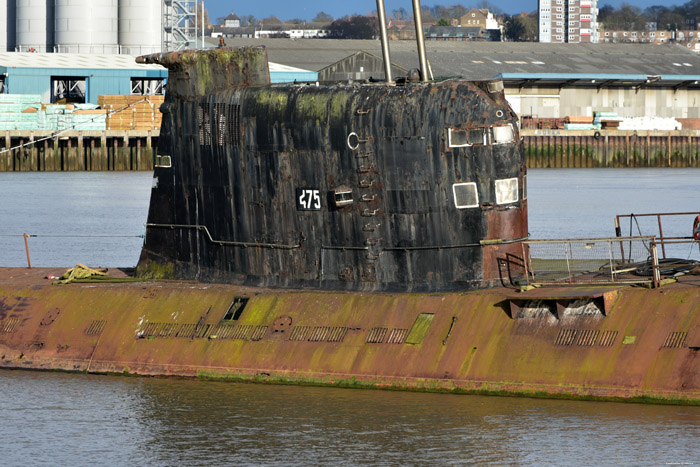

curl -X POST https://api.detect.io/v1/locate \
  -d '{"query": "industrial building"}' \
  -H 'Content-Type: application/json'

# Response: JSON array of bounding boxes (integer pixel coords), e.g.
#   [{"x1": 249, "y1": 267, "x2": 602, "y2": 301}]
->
[
  {"x1": 0, "y1": 52, "x2": 167, "y2": 103},
  {"x1": 0, "y1": 0, "x2": 164, "y2": 54},
  {"x1": 219, "y1": 38, "x2": 700, "y2": 122}
]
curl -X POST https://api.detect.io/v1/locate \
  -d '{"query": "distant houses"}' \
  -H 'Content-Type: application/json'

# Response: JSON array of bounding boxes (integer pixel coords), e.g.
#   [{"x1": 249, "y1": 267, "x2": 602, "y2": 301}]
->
[{"x1": 211, "y1": 9, "x2": 503, "y2": 42}]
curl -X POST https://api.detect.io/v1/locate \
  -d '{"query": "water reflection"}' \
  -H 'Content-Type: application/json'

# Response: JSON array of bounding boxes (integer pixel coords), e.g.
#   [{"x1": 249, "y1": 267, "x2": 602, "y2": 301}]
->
[{"x1": 3, "y1": 371, "x2": 695, "y2": 465}]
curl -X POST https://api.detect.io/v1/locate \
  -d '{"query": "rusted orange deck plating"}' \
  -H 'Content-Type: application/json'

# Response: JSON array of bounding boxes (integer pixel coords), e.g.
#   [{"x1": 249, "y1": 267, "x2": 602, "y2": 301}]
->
[{"x1": 1, "y1": 267, "x2": 699, "y2": 404}]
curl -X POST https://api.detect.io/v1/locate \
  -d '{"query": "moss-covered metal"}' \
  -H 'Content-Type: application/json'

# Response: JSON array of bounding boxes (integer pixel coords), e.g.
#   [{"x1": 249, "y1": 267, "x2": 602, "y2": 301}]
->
[{"x1": 1, "y1": 268, "x2": 699, "y2": 404}]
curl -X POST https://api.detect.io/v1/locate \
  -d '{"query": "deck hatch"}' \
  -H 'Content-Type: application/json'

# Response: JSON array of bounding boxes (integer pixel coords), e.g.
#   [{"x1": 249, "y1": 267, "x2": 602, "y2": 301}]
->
[
  {"x1": 405, "y1": 313, "x2": 434, "y2": 345},
  {"x1": 223, "y1": 297, "x2": 249, "y2": 321},
  {"x1": 507, "y1": 289, "x2": 619, "y2": 319}
]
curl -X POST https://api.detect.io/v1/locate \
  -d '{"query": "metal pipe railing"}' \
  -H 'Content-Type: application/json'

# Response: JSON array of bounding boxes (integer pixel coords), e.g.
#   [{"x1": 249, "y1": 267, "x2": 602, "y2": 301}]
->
[
  {"x1": 411, "y1": 0, "x2": 429, "y2": 82},
  {"x1": 375, "y1": 0, "x2": 393, "y2": 82}
]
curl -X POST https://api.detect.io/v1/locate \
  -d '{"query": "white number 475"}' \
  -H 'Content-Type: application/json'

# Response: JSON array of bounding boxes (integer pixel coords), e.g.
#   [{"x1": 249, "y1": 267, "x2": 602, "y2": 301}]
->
[{"x1": 299, "y1": 189, "x2": 321, "y2": 210}]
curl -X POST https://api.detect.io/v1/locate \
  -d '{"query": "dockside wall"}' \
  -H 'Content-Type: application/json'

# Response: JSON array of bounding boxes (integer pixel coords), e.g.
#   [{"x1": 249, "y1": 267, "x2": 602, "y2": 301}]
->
[
  {"x1": 2, "y1": 129, "x2": 700, "y2": 171},
  {"x1": 0, "y1": 130, "x2": 156, "y2": 171},
  {"x1": 524, "y1": 129, "x2": 700, "y2": 168}
]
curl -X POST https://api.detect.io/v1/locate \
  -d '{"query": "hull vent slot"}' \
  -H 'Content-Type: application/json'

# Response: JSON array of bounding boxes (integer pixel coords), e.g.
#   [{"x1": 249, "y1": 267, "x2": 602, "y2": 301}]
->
[
  {"x1": 140, "y1": 322, "x2": 178, "y2": 338},
  {"x1": 598, "y1": 330, "x2": 618, "y2": 346},
  {"x1": 85, "y1": 320, "x2": 107, "y2": 336},
  {"x1": 210, "y1": 324, "x2": 236, "y2": 339},
  {"x1": 176, "y1": 323, "x2": 197, "y2": 338},
  {"x1": 227, "y1": 325, "x2": 266, "y2": 341},
  {"x1": 327, "y1": 327, "x2": 348, "y2": 343},
  {"x1": 576, "y1": 330, "x2": 600, "y2": 346},
  {"x1": 308, "y1": 327, "x2": 331, "y2": 342},
  {"x1": 555, "y1": 329, "x2": 579, "y2": 346},
  {"x1": 557, "y1": 329, "x2": 620, "y2": 346},
  {"x1": 289, "y1": 326, "x2": 311, "y2": 341},
  {"x1": 174, "y1": 323, "x2": 211, "y2": 339},
  {"x1": 366, "y1": 327, "x2": 388, "y2": 343},
  {"x1": 288, "y1": 326, "x2": 348, "y2": 342},
  {"x1": 662, "y1": 332, "x2": 687, "y2": 348},
  {"x1": 387, "y1": 328, "x2": 408, "y2": 344},
  {"x1": 1, "y1": 318, "x2": 19, "y2": 333}
]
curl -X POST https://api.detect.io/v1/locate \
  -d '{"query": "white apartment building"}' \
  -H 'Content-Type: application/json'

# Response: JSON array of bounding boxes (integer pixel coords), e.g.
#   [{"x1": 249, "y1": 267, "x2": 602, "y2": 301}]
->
[{"x1": 539, "y1": 0, "x2": 599, "y2": 43}]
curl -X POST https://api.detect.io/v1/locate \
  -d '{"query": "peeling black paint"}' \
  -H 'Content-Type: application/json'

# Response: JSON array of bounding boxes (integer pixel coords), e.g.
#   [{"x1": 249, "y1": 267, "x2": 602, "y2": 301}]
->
[{"x1": 138, "y1": 48, "x2": 527, "y2": 292}]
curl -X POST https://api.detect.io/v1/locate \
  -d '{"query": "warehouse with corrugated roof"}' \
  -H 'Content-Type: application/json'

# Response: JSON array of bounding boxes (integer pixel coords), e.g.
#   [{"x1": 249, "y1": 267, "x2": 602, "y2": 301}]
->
[
  {"x1": 217, "y1": 38, "x2": 700, "y2": 122},
  {"x1": 0, "y1": 52, "x2": 167, "y2": 104}
]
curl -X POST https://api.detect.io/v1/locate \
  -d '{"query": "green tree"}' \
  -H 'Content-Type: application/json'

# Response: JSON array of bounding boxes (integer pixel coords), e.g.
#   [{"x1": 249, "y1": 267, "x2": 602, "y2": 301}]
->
[
  {"x1": 504, "y1": 14, "x2": 537, "y2": 41},
  {"x1": 659, "y1": 12, "x2": 686, "y2": 29},
  {"x1": 327, "y1": 16, "x2": 379, "y2": 39},
  {"x1": 313, "y1": 12, "x2": 333, "y2": 23},
  {"x1": 261, "y1": 16, "x2": 282, "y2": 25},
  {"x1": 437, "y1": 18, "x2": 450, "y2": 26},
  {"x1": 599, "y1": 3, "x2": 648, "y2": 30},
  {"x1": 476, "y1": 0, "x2": 503, "y2": 15},
  {"x1": 392, "y1": 7, "x2": 409, "y2": 20}
]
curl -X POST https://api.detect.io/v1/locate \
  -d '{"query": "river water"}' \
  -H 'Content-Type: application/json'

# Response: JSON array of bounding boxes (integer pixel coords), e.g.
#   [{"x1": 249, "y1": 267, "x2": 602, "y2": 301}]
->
[{"x1": 1, "y1": 169, "x2": 700, "y2": 465}]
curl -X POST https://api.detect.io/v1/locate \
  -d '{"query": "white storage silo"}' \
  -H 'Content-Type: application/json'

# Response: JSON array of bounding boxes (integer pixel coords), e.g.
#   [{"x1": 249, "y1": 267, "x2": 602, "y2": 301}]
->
[
  {"x1": 55, "y1": 0, "x2": 119, "y2": 53},
  {"x1": 119, "y1": 0, "x2": 162, "y2": 55},
  {"x1": 16, "y1": 0, "x2": 52, "y2": 52},
  {"x1": 0, "y1": 0, "x2": 6, "y2": 52}
]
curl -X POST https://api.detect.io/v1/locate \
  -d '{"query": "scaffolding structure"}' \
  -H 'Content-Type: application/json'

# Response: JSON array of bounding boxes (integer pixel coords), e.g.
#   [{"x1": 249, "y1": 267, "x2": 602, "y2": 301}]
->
[{"x1": 163, "y1": 0, "x2": 198, "y2": 51}]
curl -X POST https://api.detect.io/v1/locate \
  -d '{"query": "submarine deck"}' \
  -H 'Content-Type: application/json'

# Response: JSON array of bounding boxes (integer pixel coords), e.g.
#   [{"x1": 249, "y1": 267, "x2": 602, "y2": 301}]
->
[{"x1": 1, "y1": 266, "x2": 700, "y2": 404}]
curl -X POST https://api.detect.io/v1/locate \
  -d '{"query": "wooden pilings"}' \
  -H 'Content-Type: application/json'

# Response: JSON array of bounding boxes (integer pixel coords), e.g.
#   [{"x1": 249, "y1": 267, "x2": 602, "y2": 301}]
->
[
  {"x1": 0, "y1": 130, "x2": 157, "y2": 172},
  {"x1": 523, "y1": 129, "x2": 700, "y2": 168}
]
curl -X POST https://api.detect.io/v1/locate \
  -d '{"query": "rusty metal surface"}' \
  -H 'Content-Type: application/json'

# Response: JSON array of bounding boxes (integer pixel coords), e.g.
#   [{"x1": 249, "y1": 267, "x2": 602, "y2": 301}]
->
[
  {"x1": 138, "y1": 47, "x2": 526, "y2": 292},
  {"x1": 137, "y1": 47, "x2": 271, "y2": 98},
  {"x1": 1, "y1": 267, "x2": 699, "y2": 403}
]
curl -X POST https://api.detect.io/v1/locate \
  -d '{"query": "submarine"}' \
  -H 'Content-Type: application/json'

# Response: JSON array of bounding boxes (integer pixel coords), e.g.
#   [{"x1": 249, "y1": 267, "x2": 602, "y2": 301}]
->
[{"x1": 0, "y1": 1, "x2": 699, "y2": 404}]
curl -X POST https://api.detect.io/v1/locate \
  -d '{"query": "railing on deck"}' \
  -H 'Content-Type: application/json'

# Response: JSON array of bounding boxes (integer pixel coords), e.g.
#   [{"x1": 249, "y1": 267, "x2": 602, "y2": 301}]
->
[
  {"x1": 1, "y1": 233, "x2": 144, "y2": 269},
  {"x1": 523, "y1": 236, "x2": 660, "y2": 287},
  {"x1": 615, "y1": 212, "x2": 700, "y2": 260}
]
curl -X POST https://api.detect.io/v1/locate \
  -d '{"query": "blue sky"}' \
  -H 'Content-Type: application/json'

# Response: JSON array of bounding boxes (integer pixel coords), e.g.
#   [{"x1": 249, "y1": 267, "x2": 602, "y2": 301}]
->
[{"x1": 205, "y1": 0, "x2": 685, "y2": 23}]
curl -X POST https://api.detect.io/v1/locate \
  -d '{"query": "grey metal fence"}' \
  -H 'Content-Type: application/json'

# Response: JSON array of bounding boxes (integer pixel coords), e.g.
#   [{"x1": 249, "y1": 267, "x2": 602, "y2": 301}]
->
[{"x1": 523, "y1": 236, "x2": 659, "y2": 287}]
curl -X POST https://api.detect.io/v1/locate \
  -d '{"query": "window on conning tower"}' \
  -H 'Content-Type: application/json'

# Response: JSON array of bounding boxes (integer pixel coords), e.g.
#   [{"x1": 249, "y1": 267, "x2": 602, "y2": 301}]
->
[{"x1": 448, "y1": 128, "x2": 487, "y2": 147}]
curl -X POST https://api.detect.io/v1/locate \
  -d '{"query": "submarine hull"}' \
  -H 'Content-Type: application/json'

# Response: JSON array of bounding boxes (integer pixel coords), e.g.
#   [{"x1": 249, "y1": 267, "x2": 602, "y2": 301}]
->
[{"x1": 1, "y1": 268, "x2": 699, "y2": 404}]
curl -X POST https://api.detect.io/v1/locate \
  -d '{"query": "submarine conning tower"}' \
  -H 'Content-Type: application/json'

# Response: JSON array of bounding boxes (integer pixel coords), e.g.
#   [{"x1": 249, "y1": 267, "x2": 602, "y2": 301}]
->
[{"x1": 135, "y1": 46, "x2": 528, "y2": 292}]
